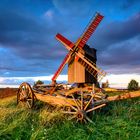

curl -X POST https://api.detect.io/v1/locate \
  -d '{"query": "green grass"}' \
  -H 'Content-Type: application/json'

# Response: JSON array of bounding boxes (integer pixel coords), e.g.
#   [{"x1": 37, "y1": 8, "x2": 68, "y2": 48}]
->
[
  {"x1": 0, "y1": 95, "x2": 140, "y2": 140},
  {"x1": 105, "y1": 90, "x2": 128, "y2": 96}
]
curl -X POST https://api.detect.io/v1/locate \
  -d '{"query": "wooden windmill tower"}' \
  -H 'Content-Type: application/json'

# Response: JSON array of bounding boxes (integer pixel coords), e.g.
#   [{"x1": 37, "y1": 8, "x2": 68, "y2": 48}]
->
[
  {"x1": 68, "y1": 44, "x2": 97, "y2": 83},
  {"x1": 52, "y1": 13, "x2": 106, "y2": 85}
]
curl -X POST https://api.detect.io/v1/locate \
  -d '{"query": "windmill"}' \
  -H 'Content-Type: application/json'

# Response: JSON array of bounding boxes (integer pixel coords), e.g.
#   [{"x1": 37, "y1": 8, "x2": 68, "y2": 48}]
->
[
  {"x1": 52, "y1": 12, "x2": 106, "y2": 85},
  {"x1": 17, "y1": 12, "x2": 140, "y2": 123}
]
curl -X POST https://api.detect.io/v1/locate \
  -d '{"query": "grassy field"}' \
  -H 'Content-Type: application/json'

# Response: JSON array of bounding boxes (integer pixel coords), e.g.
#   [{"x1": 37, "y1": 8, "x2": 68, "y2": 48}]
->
[{"x1": 0, "y1": 93, "x2": 140, "y2": 140}]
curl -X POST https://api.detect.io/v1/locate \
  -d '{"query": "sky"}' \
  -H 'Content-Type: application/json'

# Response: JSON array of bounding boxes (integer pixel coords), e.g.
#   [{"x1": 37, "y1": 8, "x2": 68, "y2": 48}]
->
[{"x1": 0, "y1": 0, "x2": 140, "y2": 88}]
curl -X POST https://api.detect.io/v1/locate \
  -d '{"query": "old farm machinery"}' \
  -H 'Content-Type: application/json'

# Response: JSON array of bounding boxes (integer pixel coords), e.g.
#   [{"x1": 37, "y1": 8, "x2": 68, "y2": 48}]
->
[{"x1": 17, "y1": 13, "x2": 140, "y2": 123}]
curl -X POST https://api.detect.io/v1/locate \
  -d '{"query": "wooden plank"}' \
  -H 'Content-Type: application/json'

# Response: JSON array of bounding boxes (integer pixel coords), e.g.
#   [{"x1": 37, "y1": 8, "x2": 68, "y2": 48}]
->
[
  {"x1": 65, "y1": 88, "x2": 80, "y2": 96},
  {"x1": 86, "y1": 103, "x2": 106, "y2": 113},
  {"x1": 34, "y1": 93, "x2": 76, "y2": 107},
  {"x1": 107, "y1": 91, "x2": 140, "y2": 101}
]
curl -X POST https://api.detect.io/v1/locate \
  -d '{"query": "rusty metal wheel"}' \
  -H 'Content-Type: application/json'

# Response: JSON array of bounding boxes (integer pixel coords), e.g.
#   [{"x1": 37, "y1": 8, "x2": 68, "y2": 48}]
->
[
  {"x1": 64, "y1": 90, "x2": 106, "y2": 123},
  {"x1": 17, "y1": 82, "x2": 34, "y2": 108}
]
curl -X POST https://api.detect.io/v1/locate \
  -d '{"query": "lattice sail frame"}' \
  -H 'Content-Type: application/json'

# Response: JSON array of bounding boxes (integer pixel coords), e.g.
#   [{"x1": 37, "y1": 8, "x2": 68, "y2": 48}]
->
[{"x1": 74, "y1": 49, "x2": 106, "y2": 82}]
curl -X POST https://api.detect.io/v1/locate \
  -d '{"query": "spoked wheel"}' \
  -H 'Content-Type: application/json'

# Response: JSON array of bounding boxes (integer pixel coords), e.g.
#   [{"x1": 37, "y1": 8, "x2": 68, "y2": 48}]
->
[
  {"x1": 64, "y1": 91, "x2": 106, "y2": 123},
  {"x1": 17, "y1": 82, "x2": 34, "y2": 108}
]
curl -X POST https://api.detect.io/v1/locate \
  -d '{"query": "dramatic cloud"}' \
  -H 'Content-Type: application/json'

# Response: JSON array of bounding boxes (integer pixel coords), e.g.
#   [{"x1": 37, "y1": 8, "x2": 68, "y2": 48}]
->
[
  {"x1": 121, "y1": 0, "x2": 140, "y2": 9},
  {"x1": 0, "y1": 0, "x2": 140, "y2": 87},
  {"x1": 92, "y1": 12, "x2": 140, "y2": 50},
  {"x1": 91, "y1": 12, "x2": 140, "y2": 74},
  {"x1": 52, "y1": 0, "x2": 95, "y2": 16},
  {"x1": 0, "y1": 74, "x2": 67, "y2": 87}
]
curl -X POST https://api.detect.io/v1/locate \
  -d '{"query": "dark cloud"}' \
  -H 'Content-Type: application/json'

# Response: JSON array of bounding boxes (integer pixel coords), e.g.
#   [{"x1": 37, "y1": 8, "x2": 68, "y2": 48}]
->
[
  {"x1": 98, "y1": 35, "x2": 140, "y2": 65},
  {"x1": 0, "y1": 0, "x2": 140, "y2": 80},
  {"x1": 93, "y1": 13, "x2": 140, "y2": 74},
  {"x1": 52, "y1": 0, "x2": 94, "y2": 17},
  {"x1": 121, "y1": 0, "x2": 140, "y2": 9},
  {"x1": 91, "y1": 12, "x2": 140, "y2": 51},
  {"x1": 102, "y1": 63, "x2": 140, "y2": 74},
  {"x1": 0, "y1": 7, "x2": 68, "y2": 61}
]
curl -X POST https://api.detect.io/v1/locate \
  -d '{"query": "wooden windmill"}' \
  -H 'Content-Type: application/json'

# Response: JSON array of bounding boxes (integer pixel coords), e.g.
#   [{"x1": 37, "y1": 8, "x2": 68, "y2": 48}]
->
[
  {"x1": 52, "y1": 13, "x2": 106, "y2": 84},
  {"x1": 17, "y1": 12, "x2": 140, "y2": 123}
]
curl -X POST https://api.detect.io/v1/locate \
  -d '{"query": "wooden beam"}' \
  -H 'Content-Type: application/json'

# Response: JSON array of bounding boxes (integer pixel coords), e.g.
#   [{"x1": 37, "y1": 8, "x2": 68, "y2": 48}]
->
[
  {"x1": 107, "y1": 91, "x2": 140, "y2": 102},
  {"x1": 34, "y1": 93, "x2": 76, "y2": 107}
]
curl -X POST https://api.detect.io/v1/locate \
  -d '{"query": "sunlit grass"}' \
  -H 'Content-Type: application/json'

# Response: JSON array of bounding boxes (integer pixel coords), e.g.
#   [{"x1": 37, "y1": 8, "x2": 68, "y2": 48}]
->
[{"x1": 0, "y1": 94, "x2": 140, "y2": 140}]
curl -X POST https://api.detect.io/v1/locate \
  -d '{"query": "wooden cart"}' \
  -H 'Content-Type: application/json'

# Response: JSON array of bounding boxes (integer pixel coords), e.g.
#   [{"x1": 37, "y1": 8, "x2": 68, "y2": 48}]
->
[
  {"x1": 17, "y1": 82, "x2": 108, "y2": 123},
  {"x1": 17, "y1": 82, "x2": 140, "y2": 123},
  {"x1": 17, "y1": 13, "x2": 108, "y2": 123}
]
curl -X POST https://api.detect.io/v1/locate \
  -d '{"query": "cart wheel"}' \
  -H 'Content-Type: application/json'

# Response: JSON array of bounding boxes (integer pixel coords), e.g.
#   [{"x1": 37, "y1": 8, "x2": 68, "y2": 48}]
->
[
  {"x1": 64, "y1": 91, "x2": 95, "y2": 123},
  {"x1": 64, "y1": 91, "x2": 106, "y2": 123},
  {"x1": 17, "y1": 82, "x2": 34, "y2": 108}
]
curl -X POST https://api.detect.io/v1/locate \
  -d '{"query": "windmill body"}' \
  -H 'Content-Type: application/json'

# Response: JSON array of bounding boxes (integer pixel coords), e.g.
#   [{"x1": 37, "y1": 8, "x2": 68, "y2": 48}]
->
[{"x1": 68, "y1": 44, "x2": 97, "y2": 84}]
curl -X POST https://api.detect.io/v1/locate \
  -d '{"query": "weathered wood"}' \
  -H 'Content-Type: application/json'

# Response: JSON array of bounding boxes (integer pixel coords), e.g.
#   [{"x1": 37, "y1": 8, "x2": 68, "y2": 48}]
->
[
  {"x1": 17, "y1": 82, "x2": 140, "y2": 124},
  {"x1": 17, "y1": 82, "x2": 34, "y2": 108},
  {"x1": 33, "y1": 87, "x2": 49, "y2": 92},
  {"x1": 107, "y1": 91, "x2": 140, "y2": 101},
  {"x1": 86, "y1": 103, "x2": 106, "y2": 113},
  {"x1": 34, "y1": 84, "x2": 54, "y2": 87},
  {"x1": 34, "y1": 93, "x2": 76, "y2": 107},
  {"x1": 65, "y1": 88, "x2": 80, "y2": 96}
]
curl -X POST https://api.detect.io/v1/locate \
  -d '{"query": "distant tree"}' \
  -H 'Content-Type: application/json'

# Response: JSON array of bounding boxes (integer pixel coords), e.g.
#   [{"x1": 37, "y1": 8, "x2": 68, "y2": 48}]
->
[
  {"x1": 36, "y1": 80, "x2": 44, "y2": 85},
  {"x1": 128, "y1": 79, "x2": 139, "y2": 91},
  {"x1": 34, "y1": 80, "x2": 44, "y2": 86}
]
